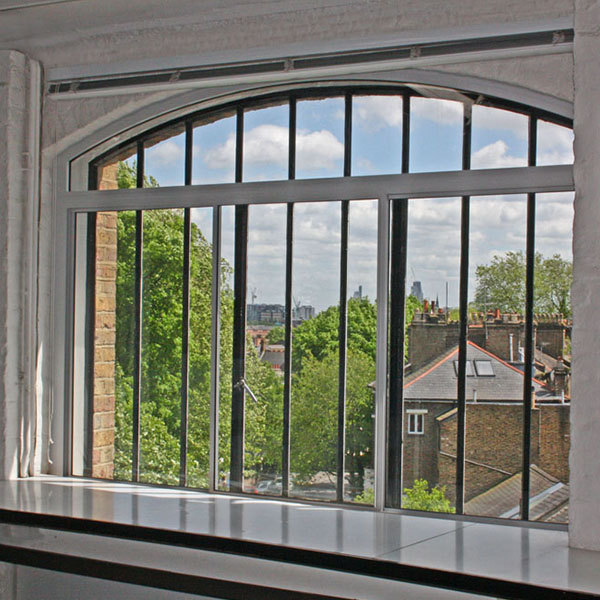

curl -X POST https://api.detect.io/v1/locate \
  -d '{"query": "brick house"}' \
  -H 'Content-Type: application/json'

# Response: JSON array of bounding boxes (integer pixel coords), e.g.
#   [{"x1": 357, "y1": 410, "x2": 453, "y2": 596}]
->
[{"x1": 402, "y1": 340, "x2": 570, "y2": 511}]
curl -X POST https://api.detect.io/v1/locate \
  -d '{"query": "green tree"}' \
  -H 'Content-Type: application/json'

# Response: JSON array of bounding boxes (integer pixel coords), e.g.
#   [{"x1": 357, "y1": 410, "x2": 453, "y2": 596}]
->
[
  {"x1": 403, "y1": 479, "x2": 455, "y2": 513},
  {"x1": 475, "y1": 251, "x2": 572, "y2": 317},
  {"x1": 290, "y1": 349, "x2": 375, "y2": 487},
  {"x1": 291, "y1": 297, "x2": 377, "y2": 371},
  {"x1": 267, "y1": 325, "x2": 285, "y2": 345}
]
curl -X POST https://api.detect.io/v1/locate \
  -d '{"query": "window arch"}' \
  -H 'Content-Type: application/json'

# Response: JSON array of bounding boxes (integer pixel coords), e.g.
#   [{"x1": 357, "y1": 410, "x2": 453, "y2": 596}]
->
[{"x1": 69, "y1": 83, "x2": 574, "y2": 523}]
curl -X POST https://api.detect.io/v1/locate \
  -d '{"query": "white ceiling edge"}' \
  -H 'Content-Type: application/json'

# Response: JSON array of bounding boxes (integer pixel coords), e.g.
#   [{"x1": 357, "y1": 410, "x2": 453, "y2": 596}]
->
[{"x1": 47, "y1": 16, "x2": 573, "y2": 83}]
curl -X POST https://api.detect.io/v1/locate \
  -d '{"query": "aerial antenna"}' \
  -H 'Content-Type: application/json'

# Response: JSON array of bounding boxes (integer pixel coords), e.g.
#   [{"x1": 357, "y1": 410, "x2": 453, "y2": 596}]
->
[{"x1": 250, "y1": 287, "x2": 258, "y2": 304}]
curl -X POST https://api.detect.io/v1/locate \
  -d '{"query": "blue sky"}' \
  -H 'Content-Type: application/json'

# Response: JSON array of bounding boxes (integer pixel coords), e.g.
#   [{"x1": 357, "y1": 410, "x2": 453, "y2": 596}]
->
[{"x1": 138, "y1": 96, "x2": 574, "y2": 312}]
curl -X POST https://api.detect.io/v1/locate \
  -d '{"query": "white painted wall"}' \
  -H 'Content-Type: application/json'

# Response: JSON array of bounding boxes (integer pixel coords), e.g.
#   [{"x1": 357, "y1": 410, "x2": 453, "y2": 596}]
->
[
  {"x1": 569, "y1": 0, "x2": 600, "y2": 552},
  {"x1": 0, "y1": 50, "x2": 40, "y2": 481}
]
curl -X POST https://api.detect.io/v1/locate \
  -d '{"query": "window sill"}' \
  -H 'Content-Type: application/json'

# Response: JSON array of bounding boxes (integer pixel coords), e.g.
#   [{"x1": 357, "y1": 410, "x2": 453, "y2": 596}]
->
[{"x1": 0, "y1": 476, "x2": 598, "y2": 599}]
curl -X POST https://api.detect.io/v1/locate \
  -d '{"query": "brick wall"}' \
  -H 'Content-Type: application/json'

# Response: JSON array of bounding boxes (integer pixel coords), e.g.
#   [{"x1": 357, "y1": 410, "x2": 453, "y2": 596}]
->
[
  {"x1": 402, "y1": 401, "x2": 449, "y2": 486},
  {"x1": 435, "y1": 403, "x2": 560, "y2": 503},
  {"x1": 485, "y1": 323, "x2": 524, "y2": 362},
  {"x1": 537, "y1": 322, "x2": 567, "y2": 359},
  {"x1": 539, "y1": 404, "x2": 570, "y2": 482},
  {"x1": 90, "y1": 163, "x2": 118, "y2": 478},
  {"x1": 408, "y1": 319, "x2": 459, "y2": 370}
]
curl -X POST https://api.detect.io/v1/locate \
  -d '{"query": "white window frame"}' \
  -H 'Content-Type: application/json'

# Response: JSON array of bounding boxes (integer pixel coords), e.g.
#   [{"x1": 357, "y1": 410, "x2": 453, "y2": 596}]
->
[
  {"x1": 407, "y1": 410, "x2": 427, "y2": 435},
  {"x1": 50, "y1": 74, "x2": 574, "y2": 516}
]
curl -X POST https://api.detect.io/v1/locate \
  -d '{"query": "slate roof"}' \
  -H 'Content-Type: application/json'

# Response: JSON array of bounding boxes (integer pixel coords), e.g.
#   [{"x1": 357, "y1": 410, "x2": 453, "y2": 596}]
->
[
  {"x1": 404, "y1": 341, "x2": 550, "y2": 401},
  {"x1": 261, "y1": 344, "x2": 285, "y2": 368},
  {"x1": 465, "y1": 465, "x2": 569, "y2": 523}
]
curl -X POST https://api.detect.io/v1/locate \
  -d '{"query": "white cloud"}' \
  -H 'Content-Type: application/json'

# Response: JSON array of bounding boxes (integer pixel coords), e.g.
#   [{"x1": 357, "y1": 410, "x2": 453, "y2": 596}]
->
[
  {"x1": 471, "y1": 141, "x2": 526, "y2": 169},
  {"x1": 354, "y1": 96, "x2": 403, "y2": 131},
  {"x1": 472, "y1": 105, "x2": 528, "y2": 138},
  {"x1": 203, "y1": 135, "x2": 236, "y2": 169},
  {"x1": 411, "y1": 97, "x2": 463, "y2": 126},
  {"x1": 296, "y1": 129, "x2": 344, "y2": 171},
  {"x1": 146, "y1": 139, "x2": 184, "y2": 166},
  {"x1": 203, "y1": 124, "x2": 344, "y2": 173},
  {"x1": 537, "y1": 120, "x2": 574, "y2": 165}
]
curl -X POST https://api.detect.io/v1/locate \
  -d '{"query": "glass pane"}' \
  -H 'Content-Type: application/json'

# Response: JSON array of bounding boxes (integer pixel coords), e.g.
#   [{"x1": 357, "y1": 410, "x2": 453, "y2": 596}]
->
[
  {"x1": 346, "y1": 199, "x2": 378, "y2": 504},
  {"x1": 95, "y1": 147, "x2": 137, "y2": 190},
  {"x1": 464, "y1": 194, "x2": 527, "y2": 518},
  {"x1": 193, "y1": 112, "x2": 236, "y2": 185},
  {"x1": 144, "y1": 126, "x2": 185, "y2": 187},
  {"x1": 530, "y1": 191, "x2": 573, "y2": 523},
  {"x1": 409, "y1": 98, "x2": 463, "y2": 173},
  {"x1": 218, "y1": 206, "x2": 235, "y2": 490},
  {"x1": 352, "y1": 95, "x2": 402, "y2": 176},
  {"x1": 245, "y1": 204, "x2": 286, "y2": 494},
  {"x1": 471, "y1": 106, "x2": 528, "y2": 169},
  {"x1": 296, "y1": 98, "x2": 345, "y2": 179},
  {"x1": 139, "y1": 209, "x2": 184, "y2": 485},
  {"x1": 537, "y1": 120, "x2": 574, "y2": 166},
  {"x1": 290, "y1": 201, "x2": 341, "y2": 500},
  {"x1": 403, "y1": 197, "x2": 461, "y2": 514},
  {"x1": 243, "y1": 103, "x2": 289, "y2": 182},
  {"x1": 113, "y1": 210, "x2": 137, "y2": 481},
  {"x1": 186, "y1": 207, "x2": 214, "y2": 489}
]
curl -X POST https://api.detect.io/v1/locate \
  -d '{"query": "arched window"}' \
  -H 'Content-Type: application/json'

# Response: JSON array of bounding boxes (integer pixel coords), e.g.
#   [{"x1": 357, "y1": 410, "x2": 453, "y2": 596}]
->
[{"x1": 69, "y1": 85, "x2": 573, "y2": 522}]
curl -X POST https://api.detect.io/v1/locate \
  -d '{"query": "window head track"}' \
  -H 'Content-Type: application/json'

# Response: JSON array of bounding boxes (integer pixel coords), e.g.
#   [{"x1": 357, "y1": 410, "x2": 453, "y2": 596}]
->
[{"x1": 47, "y1": 29, "x2": 573, "y2": 97}]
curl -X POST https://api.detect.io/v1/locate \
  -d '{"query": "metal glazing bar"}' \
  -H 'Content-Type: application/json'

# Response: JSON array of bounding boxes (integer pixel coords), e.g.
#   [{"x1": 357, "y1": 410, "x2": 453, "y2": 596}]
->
[
  {"x1": 282, "y1": 99, "x2": 296, "y2": 497},
  {"x1": 387, "y1": 199, "x2": 408, "y2": 508},
  {"x1": 208, "y1": 206, "x2": 222, "y2": 492},
  {"x1": 402, "y1": 91, "x2": 410, "y2": 174},
  {"x1": 455, "y1": 105, "x2": 472, "y2": 515},
  {"x1": 132, "y1": 140, "x2": 145, "y2": 481},
  {"x1": 337, "y1": 201, "x2": 349, "y2": 502},
  {"x1": 335, "y1": 94, "x2": 352, "y2": 502},
  {"x1": 230, "y1": 108, "x2": 247, "y2": 492},
  {"x1": 179, "y1": 121, "x2": 193, "y2": 486},
  {"x1": 521, "y1": 117, "x2": 538, "y2": 520}
]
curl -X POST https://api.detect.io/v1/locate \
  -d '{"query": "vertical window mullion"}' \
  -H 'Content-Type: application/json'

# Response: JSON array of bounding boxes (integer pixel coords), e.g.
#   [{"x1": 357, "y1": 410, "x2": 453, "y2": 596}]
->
[
  {"x1": 209, "y1": 205, "x2": 221, "y2": 492},
  {"x1": 521, "y1": 116, "x2": 538, "y2": 520},
  {"x1": 386, "y1": 92, "x2": 410, "y2": 508},
  {"x1": 387, "y1": 199, "x2": 408, "y2": 508},
  {"x1": 282, "y1": 97, "x2": 296, "y2": 497},
  {"x1": 455, "y1": 104, "x2": 472, "y2": 515},
  {"x1": 132, "y1": 139, "x2": 145, "y2": 482},
  {"x1": 179, "y1": 121, "x2": 193, "y2": 486},
  {"x1": 230, "y1": 107, "x2": 247, "y2": 493},
  {"x1": 336, "y1": 93, "x2": 352, "y2": 502}
]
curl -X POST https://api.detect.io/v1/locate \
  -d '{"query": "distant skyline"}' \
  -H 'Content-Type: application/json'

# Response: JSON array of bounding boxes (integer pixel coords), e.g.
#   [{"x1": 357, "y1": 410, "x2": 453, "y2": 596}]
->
[{"x1": 139, "y1": 96, "x2": 573, "y2": 313}]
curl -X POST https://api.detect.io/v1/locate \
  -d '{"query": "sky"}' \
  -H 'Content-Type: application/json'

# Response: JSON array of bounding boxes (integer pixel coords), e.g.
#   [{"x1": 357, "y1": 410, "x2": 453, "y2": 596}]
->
[{"x1": 138, "y1": 95, "x2": 574, "y2": 312}]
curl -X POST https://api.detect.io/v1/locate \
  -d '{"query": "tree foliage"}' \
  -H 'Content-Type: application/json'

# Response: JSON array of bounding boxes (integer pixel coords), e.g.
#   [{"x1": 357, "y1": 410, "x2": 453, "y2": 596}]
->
[
  {"x1": 475, "y1": 251, "x2": 572, "y2": 317},
  {"x1": 403, "y1": 479, "x2": 455, "y2": 513}
]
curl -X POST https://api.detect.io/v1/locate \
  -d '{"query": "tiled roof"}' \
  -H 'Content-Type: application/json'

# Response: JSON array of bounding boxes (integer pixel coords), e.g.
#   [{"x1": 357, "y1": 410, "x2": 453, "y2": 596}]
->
[
  {"x1": 465, "y1": 465, "x2": 568, "y2": 522},
  {"x1": 404, "y1": 341, "x2": 549, "y2": 401}
]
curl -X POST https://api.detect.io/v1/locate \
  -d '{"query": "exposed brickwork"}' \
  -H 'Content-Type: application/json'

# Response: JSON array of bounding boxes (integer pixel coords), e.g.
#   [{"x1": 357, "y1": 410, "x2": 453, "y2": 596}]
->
[
  {"x1": 539, "y1": 404, "x2": 570, "y2": 482},
  {"x1": 91, "y1": 163, "x2": 118, "y2": 478},
  {"x1": 433, "y1": 402, "x2": 570, "y2": 505},
  {"x1": 537, "y1": 322, "x2": 567, "y2": 359},
  {"x1": 408, "y1": 319, "x2": 459, "y2": 370},
  {"x1": 484, "y1": 323, "x2": 524, "y2": 362},
  {"x1": 402, "y1": 401, "x2": 449, "y2": 486}
]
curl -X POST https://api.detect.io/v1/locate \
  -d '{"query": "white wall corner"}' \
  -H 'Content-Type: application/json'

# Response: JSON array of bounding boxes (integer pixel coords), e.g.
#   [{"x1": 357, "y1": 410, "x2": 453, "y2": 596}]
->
[
  {"x1": 570, "y1": 0, "x2": 600, "y2": 552},
  {"x1": 0, "y1": 50, "x2": 42, "y2": 481}
]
